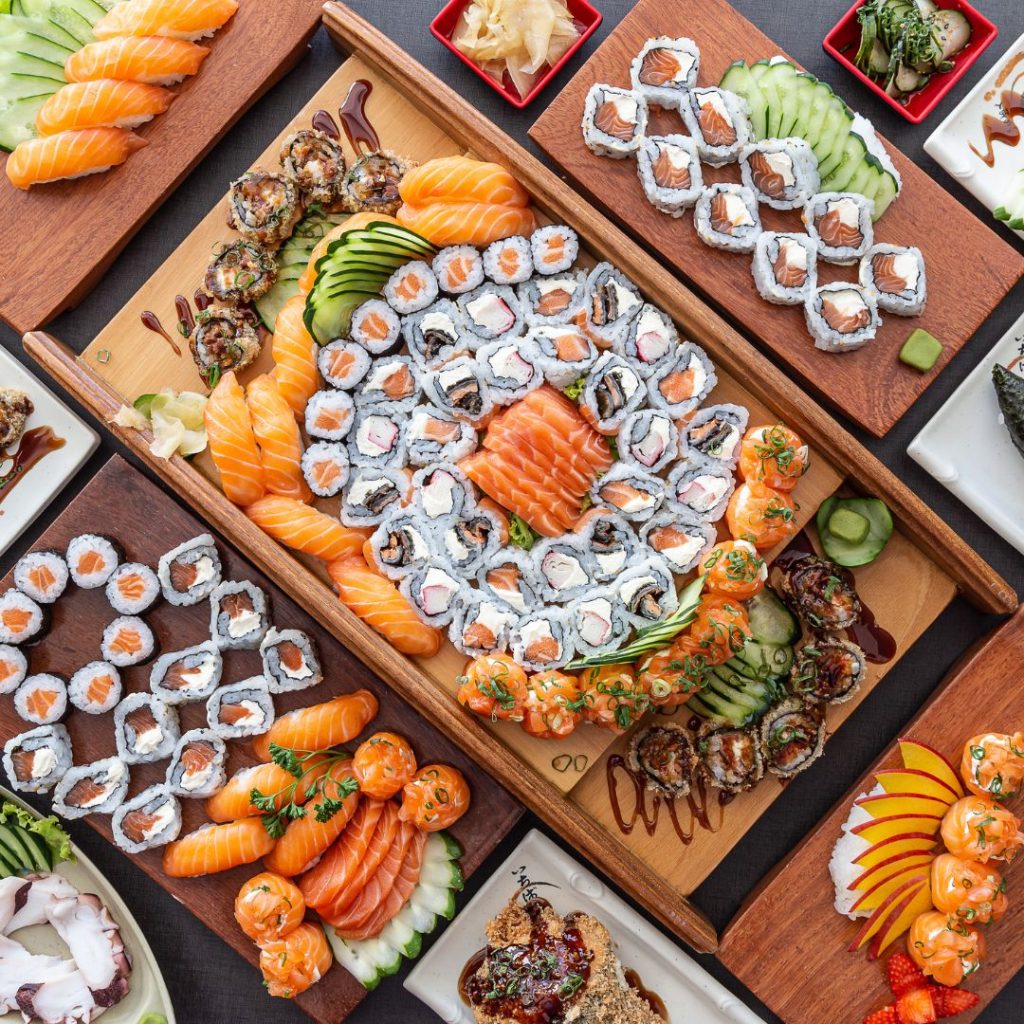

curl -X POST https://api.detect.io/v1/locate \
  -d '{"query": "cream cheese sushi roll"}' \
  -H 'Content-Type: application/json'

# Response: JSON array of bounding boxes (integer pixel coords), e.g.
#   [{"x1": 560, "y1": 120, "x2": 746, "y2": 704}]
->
[
  {"x1": 3, "y1": 724, "x2": 72, "y2": 794},
  {"x1": 341, "y1": 464, "x2": 410, "y2": 527},
  {"x1": 590, "y1": 464, "x2": 664, "y2": 524},
  {"x1": 13, "y1": 550, "x2": 69, "y2": 605},
  {"x1": 582, "y1": 84, "x2": 648, "y2": 159},
  {"x1": 616, "y1": 558, "x2": 679, "y2": 630},
  {"x1": 402, "y1": 299, "x2": 466, "y2": 369},
  {"x1": 618, "y1": 304, "x2": 680, "y2": 380},
  {"x1": 101, "y1": 615, "x2": 157, "y2": 667},
  {"x1": 206, "y1": 677, "x2": 275, "y2": 739},
  {"x1": 581, "y1": 353, "x2": 646, "y2": 433},
  {"x1": 752, "y1": 232, "x2": 818, "y2": 306},
  {"x1": 574, "y1": 510, "x2": 640, "y2": 585},
  {"x1": 301, "y1": 441, "x2": 350, "y2": 498},
  {"x1": 476, "y1": 551, "x2": 541, "y2": 614},
  {"x1": 802, "y1": 192, "x2": 874, "y2": 265},
  {"x1": 510, "y1": 610, "x2": 574, "y2": 671},
  {"x1": 69, "y1": 661, "x2": 123, "y2": 715},
  {"x1": 681, "y1": 87, "x2": 751, "y2": 165},
  {"x1": 305, "y1": 388, "x2": 355, "y2": 441},
  {"x1": 53, "y1": 756, "x2": 130, "y2": 819},
  {"x1": 859, "y1": 244, "x2": 927, "y2": 316},
  {"x1": 667, "y1": 458, "x2": 736, "y2": 522},
  {"x1": 227, "y1": 170, "x2": 302, "y2": 249},
  {"x1": 385, "y1": 260, "x2": 439, "y2": 314},
  {"x1": 115, "y1": 693, "x2": 180, "y2": 765},
  {"x1": 579, "y1": 263, "x2": 643, "y2": 347},
  {"x1": 740, "y1": 138, "x2": 819, "y2": 211},
  {"x1": 533, "y1": 537, "x2": 594, "y2": 603},
  {"x1": 368, "y1": 512, "x2": 435, "y2": 581},
  {"x1": 404, "y1": 407, "x2": 477, "y2": 467},
  {"x1": 439, "y1": 506, "x2": 504, "y2": 574},
  {"x1": 209, "y1": 580, "x2": 269, "y2": 651},
  {"x1": 412, "y1": 463, "x2": 477, "y2": 521},
  {"x1": 433, "y1": 245, "x2": 485, "y2": 295},
  {"x1": 400, "y1": 563, "x2": 463, "y2": 628},
  {"x1": 158, "y1": 534, "x2": 222, "y2": 607},
  {"x1": 14, "y1": 674, "x2": 67, "y2": 725},
  {"x1": 0, "y1": 590, "x2": 48, "y2": 646},
  {"x1": 457, "y1": 284, "x2": 524, "y2": 344},
  {"x1": 519, "y1": 270, "x2": 585, "y2": 326},
  {"x1": 448, "y1": 592, "x2": 517, "y2": 657},
  {"x1": 423, "y1": 356, "x2": 494, "y2": 425},
  {"x1": 637, "y1": 135, "x2": 702, "y2": 216},
  {"x1": 805, "y1": 283, "x2": 880, "y2": 353},
  {"x1": 66, "y1": 534, "x2": 121, "y2": 589},
  {"x1": 353, "y1": 355, "x2": 422, "y2": 410},
  {"x1": 694, "y1": 183, "x2": 761, "y2": 252},
  {"x1": 483, "y1": 236, "x2": 534, "y2": 285},
  {"x1": 348, "y1": 405, "x2": 408, "y2": 468},
  {"x1": 106, "y1": 562, "x2": 160, "y2": 615},
  {"x1": 640, "y1": 512, "x2": 717, "y2": 574},
  {"x1": 630, "y1": 37, "x2": 700, "y2": 108},
  {"x1": 618, "y1": 409, "x2": 679, "y2": 473},
  {"x1": 528, "y1": 325, "x2": 598, "y2": 389},
  {"x1": 150, "y1": 642, "x2": 223, "y2": 706},
  {"x1": 0, "y1": 645, "x2": 28, "y2": 695},
  {"x1": 318, "y1": 340, "x2": 372, "y2": 390},
  {"x1": 530, "y1": 225, "x2": 579, "y2": 276},
  {"x1": 112, "y1": 785, "x2": 182, "y2": 853},
  {"x1": 645, "y1": 341, "x2": 717, "y2": 418},
  {"x1": 476, "y1": 338, "x2": 543, "y2": 404},
  {"x1": 350, "y1": 298, "x2": 402, "y2": 354},
  {"x1": 568, "y1": 587, "x2": 629, "y2": 659},
  {"x1": 260, "y1": 627, "x2": 323, "y2": 694},
  {"x1": 685, "y1": 404, "x2": 749, "y2": 466},
  {"x1": 166, "y1": 729, "x2": 227, "y2": 799}
]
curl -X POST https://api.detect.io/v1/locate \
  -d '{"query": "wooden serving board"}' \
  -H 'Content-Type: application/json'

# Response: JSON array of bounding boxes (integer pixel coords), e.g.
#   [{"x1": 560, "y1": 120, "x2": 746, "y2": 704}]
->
[
  {"x1": 528, "y1": 0, "x2": 1024, "y2": 437},
  {"x1": 23, "y1": 0, "x2": 1017, "y2": 954},
  {"x1": 0, "y1": 455, "x2": 522, "y2": 1024},
  {"x1": 718, "y1": 606, "x2": 1024, "y2": 1024},
  {"x1": 0, "y1": 0, "x2": 324, "y2": 335}
]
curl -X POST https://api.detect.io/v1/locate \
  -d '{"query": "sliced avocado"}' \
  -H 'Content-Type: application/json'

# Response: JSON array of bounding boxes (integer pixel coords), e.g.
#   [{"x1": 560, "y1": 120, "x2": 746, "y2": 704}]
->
[{"x1": 816, "y1": 495, "x2": 893, "y2": 567}]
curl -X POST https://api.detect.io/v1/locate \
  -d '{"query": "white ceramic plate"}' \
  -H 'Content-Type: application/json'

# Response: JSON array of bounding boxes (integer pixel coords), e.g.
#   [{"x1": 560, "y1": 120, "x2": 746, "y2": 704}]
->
[
  {"x1": 0, "y1": 347, "x2": 98, "y2": 557},
  {"x1": 404, "y1": 829, "x2": 764, "y2": 1024},
  {"x1": 908, "y1": 310, "x2": 1024, "y2": 555},
  {"x1": 0, "y1": 786, "x2": 176, "y2": 1024},
  {"x1": 923, "y1": 33, "x2": 1024, "y2": 241}
]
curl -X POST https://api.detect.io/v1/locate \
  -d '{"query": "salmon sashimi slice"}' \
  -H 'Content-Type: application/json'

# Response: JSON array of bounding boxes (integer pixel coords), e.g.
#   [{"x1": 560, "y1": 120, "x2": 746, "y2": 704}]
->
[
  {"x1": 334, "y1": 829, "x2": 427, "y2": 941},
  {"x1": 520, "y1": 386, "x2": 614, "y2": 470},
  {"x1": 6, "y1": 128, "x2": 147, "y2": 190},
  {"x1": 397, "y1": 201, "x2": 537, "y2": 248},
  {"x1": 234, "y1": 872, "x2": 306, "y2": 943},
  {"x1": 319, "y1": 802, "x2": 401, "y2": 918},
  {"x1": 299, "y1": 799, "x2": 389, "y2": 910},
  {"x1": 473, "y1": 437, "x2": 583, "y2": 511},
  {"x1": 162, "y1": 818, "x2": 275, "y2": 878},
  {"x1": 205, "y1": 371, "x2": 265, "y2": 507},
  {"x1": 271, "y1": 295, "x2": 320, "y2": 417},
  {"x1": 327, "y1": 558, "x2": 443, "y2": 658},
  {"x1": 35, "y1": 80, "x2": 174, "y2": 135},
  {"x1": 205, "y1": 761, "x2": 331, "y2": 823},
  {"x1": 483, "y1": 419, "x2": 595, "y2": 497},
  {"x1": 246, "y1": 495, "x2": 367, "y2": 562},
  {"x1": 65, "y1": 36, "x2": 209, "y2": 85},
  {"x1": 93, "y1": 0, "x2": 239, "y2": 41},
  {"x1": 258, "y1": 922, "x2": 333, "y2": 999},
  {"x1": 262, "y1": 761, "x2": 361, "y2": 877},
  {"x1": 398, "y1": 156, "x2": 530, "y2": 208},
  {"x1": 656, "y1": 367, "x2": 700, "y2": 405},
  {"x1": 246, "y1": 374, "x2": 311, "y2": 503},
  {"x1": 251, "y1": 691, "x2": 379, "y2": 763}
]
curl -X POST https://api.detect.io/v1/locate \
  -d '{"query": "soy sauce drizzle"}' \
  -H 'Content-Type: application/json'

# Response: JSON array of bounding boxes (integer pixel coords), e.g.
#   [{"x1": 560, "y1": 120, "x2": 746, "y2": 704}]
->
[
  {"x1": 970, "y1": 70, "x2": 1024, "y2": 167},
  {"x1": 174, "y1": 294, "x2": 195, "y2": 337},
  {"x1": 339, "y1": 80, "x2": 379, "y2": 154},
  {"x1": 0, "y1": 427, "x2": 66, "y2": 509},
  {"x1": 311, "y1": 108, "x2": 340, "y2": 139},
  {"x1": 139, "y1": 310, "x2": 182, "y2": 357}
]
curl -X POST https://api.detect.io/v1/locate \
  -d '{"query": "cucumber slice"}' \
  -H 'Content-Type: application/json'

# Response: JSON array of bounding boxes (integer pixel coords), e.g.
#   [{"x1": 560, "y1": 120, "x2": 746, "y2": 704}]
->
[
  {"x1": 732, "y1": 640, "x2": 794, "y2": 680},
  {"x1": 0, "y1": 48, "x2": 65, "y2": 80},
  {"x1": 0, "y1": 92, "x2": 50, "y2": 151},
  {"x1": 815, "y1": 101, "x2": 856, "y2": 180},
  {"x1": 690, "y1": 685, "x2": 752, "y2": 727},
  {"x1": 0, "y1": 71, "x2": 58, "y2": 101},
  {"x1": 686, "y1": 693, "x2": 729, "y2": 725},
  {"x1": 0, "y1": 19, "x2": 77, "y2": 63},
  {"x1": 822, "y1": 131, "x2": 870, "y2": 192},
  {"x1": 777, "y1": 74, "x2": 817, "y2": 140},
  {"x1": 0, "y1": 839, "x2": 22, "y2": 876},
  {"x1": 760, "y1": 61, "x2": 798, "y2": 139},
  {"x1": 0, "y1": 11, "x2": 81, "y2": 50},
  {"x1": 720, "y1": 61, "x2": 767, "y2": 138},
  {"x1": 709, "y1": 669, "x2": 765, "y2": 713},
  {"x1": 17, "y1": 824, "x2": 54, "y2": 870},
  {"x1": 327, "y1": 929, "x2": 386, "y2": 991},
  {"x1": 747, "y1": 588, "x2": 799, "y2": 645},
  {"x1": 816, "y1": 496, "x2": 894, "y2": 567}
]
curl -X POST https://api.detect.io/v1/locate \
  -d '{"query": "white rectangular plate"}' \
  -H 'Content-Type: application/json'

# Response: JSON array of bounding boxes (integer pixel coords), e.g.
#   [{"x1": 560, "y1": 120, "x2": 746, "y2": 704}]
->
[
  {"x1": 908, "y1": 310, "x2": 1024, "y2": 555},
  {"x1": 405, "y1": 829, "x2": 765, "y2": 1024},
  {"x1": 924, "y1": 33, "x2": 1024, "y2": 241},
  {"x1": 0, "y1": 347, "x2": 98, "y2": 557}
]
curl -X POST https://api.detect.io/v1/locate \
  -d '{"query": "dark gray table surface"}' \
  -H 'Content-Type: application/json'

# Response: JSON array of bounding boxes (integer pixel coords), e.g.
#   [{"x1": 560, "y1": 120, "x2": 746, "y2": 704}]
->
[{"x1": 2, "y1": 1, "x2": 1023, "y2": 1021}]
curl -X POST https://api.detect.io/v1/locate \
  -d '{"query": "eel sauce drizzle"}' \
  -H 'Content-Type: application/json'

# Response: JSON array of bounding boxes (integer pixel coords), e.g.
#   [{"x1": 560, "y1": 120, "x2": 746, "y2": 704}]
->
[
  {"x1": 971, "y1": 53, "x2": 1024, "y2": 167},
  {"x1": 0, "y1": 428, "x2": 66, "y2": 510}
]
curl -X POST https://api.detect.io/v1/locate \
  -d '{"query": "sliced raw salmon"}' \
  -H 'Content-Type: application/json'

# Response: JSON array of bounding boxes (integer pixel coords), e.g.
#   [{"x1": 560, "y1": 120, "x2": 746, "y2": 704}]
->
[
  {"x1": 246, "y1": 495, "x2": 368, "y2": 562},
  {"x1": 258, "y1": 922, "x2": 332, "y2": 999},
  {"x1": 234, "y1": 871, "x2": 305, "y2": 942},
  {"x1": 271, "y1": 296, "x2": 320, "y2": 417},
  {"x1": 205, "y1": 371, "x2": 265, "y2": 507},
  {"x1": 205, "y1": 761, "x2": 330, "y2": 823},
  {"x1": 246, "y1": 374, "x2": 311, "y2": 503},
  {"x1": 162, "y1": 818, "x2": 275, "y2": 878},
  {"x1": 251, "y1": 691, "x2": 378, "y2": 762},
  {"x1": 398, "y1": 156, "x2": 530, "y2": 208},
  {"x1": 397, "y1": 201, "x2": 537, "y2": 248}
]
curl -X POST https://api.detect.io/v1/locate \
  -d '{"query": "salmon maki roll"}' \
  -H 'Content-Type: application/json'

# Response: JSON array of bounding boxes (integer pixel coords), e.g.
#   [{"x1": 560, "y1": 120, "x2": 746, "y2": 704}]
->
[
  {"x1": 235, "y1": 872, "x2": 305, "y2": 943},
  {"x1": 245, "y1": 495, "x2": 368, "y2": 562},
  {"x1": 13, "y1": 551, "x2": 69, "y2": 605},
  {"x1": 205, "y1": 372, "x2": 266, "y2": 507},
  {"x1": 93, "y1": 0, "x2": 239, "y2": 41},
  {"x1": 68, "y1": 661, "x2": 123, "y2": 715},
  {"x1": 246, "y1": 374, "x2": 310, "y2": 503},
  {"x1": 35, "y1": 80, "x2": 174, "y2": 135},
  {"x1": 258, "y1": 922, "x2": 333, "y2": 999},
  {"x1": 272, "y1": 296, "x2": 320, "y2": 417},
  {"x1": 65, "y1": 36, "x2": 210, "y2": 86},
  {"x1": 14, "y1": 674, "x2": 67, "y2": 725},
  {"x1": 0, "y1": 645, "x2": 28, "y2": 696},
  {"x1": 111, "y1": 784, "x2": 181, "y2": 852},
  {"x1": 6, "y1": 128, "x2": 147, "y2": 190},
  {"x1": 163, "y1": 817, "x2": 275, "y2": 878},
  {"x1": 251, "y1": 690, "x2": 378, "y2": 763},
  {"x1": 52, "y1": 756, "x2": 130, "y2": 819}
]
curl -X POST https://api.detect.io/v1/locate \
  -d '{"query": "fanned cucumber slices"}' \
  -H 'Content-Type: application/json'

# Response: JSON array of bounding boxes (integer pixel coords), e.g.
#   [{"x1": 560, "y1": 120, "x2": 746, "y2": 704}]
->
[{"x1": 719, "y1": 58, "x2": 901, "y2": 220}]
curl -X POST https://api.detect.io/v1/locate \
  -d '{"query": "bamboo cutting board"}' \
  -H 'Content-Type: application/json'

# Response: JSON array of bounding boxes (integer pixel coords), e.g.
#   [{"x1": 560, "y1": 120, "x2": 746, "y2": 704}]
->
[
  {"x1": 718, "y1": 607, "x2": 1024, "y2": 1024},
  {"x1": 528, "y1": 0, "x2": 1024, "y2": 437},
  {"x1": 0, "y1": 455, "x2": 522, "y2": 1024},
  {"x1": 0, "y1": 0, "x2": 325, "y2": 335}
]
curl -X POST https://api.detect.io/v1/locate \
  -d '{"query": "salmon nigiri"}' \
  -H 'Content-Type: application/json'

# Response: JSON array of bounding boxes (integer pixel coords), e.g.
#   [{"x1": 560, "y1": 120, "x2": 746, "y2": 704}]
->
[
  {"x1": 271, "y1": 295, "x2": 320, "y2": 417},
  {"x1": 205, "y1": 761, "x2": 332, "y2": 823},
  {"x1": 163, "y1": 818, "x2": 275, "y2": 878},
  {"x1": 93, "y1": 0, "x2": 239, "y2": 41},
  {"x1": 258, "y1": 922, "x2": 333, "y2": 999},
  {"x1": 246, "y1": 495, "x2": 367, "y2": 562},
  {"x1": 6, "y1": 128, "x2": 147, "y2": 190},
  {"x1": 35, "y1": 80, "x2": 173, "y2": 135},
  {"x1": 398, "y1": 156, "x2": 530, "y2": 208},
  {"x1": 65, "y1": 37, "x2": 210, "y2": 86},
  {"x1": 252, "y1": 691, "x2": 379, "y2": 763},
  {"x1": 246, "y1": 374, "x2": 310, "y2": 504},
  {"x1": 397, "y1": 201, "x2": 537, "y2": 247},
  {"x1": 327, "y1": 557, "x2": 443, "y2": 657},
  {"x1": 205, "y1": 371, "x2": 266, "y2": 507}
]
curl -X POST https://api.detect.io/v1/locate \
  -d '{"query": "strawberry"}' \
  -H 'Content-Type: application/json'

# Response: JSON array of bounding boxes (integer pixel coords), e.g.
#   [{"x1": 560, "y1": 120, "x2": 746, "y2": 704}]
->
[
  {"x1": 932, "y1": 988, "x2": 980, "y2": 1019},
  {"x1": 863, "y1": 1007, "x2": 900, "y2": 1024},
  {"x1": 887, "y1": 953, "x2": 928, "y2": 997},
  {"x1": 896, "y1": 989, "x2": 938, "y2": 1024}
]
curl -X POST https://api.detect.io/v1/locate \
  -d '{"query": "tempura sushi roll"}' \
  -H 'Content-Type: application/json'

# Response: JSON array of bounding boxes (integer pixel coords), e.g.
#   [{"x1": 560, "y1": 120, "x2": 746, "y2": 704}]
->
[
  {"x1": 448, "y1": 592, "x2": 517, "y2": 657},
  {"x1": 804, "y1": 283, "x2": 880, "y2": 353},
  {"x1": 752, "y1": 232, "x2": 817, "y2": 306},
  {"x1": 476, "y1": 551, "x2": 541, "y2": 614},
  {"x1": 510, "y1": 610, "x2": 573, "y2": 671},
  {"x1": 457, "y1": 284, "x2": 524, "y2": 344},
  {"x1": 574, "y1": 510, "x2": 639, "y2": 584},
  {"x1": 400, "y1": 564, "x2": 463, "y2": 627},
  {"x1": 412, "y1": 463, "x2": 476, "y2": 520},
  {"x1": 305, "y1": 389, "x2": 355, "y2": 441},
  {"x1": 694, "y1": 183, "x2": 761, "y2": 252},
  {"x1": 685, "y1": 403, "x2": 749, "y2": 466},
  {"x1": 348, "y1": 406, "x2": 408, "y2": 468},
  {"x1": 166, "y1": 729, "x2": 227, "y2": 798},
  {"x1": 279, "y1": 128, "x2": 347, "y2": 207},
  {"x1": 439, "y1": 506, "x2": 504, "y2": 573},
  {"x1": 618, "y1": 409, "x2": 679, "y2": 472},
  {"x1": 483, "y1": 236, "x2": 534, "y2": 285},
  {"x1": 0, "y1": 645, "x2": 28, "y2": 695},
  {"x1": 789, "y1": 637, "x2": 866, "y2": 706},
  {"x1": 53, "y1": 757, "x2": 129, "y2": 819},
  {"x1": 3, "y1": 724, "x2": 72, "y2": 794},
  {"x1": 519, "y1": 271, "x2": 585, "y2": 326},
  {"x1": 636, "y1": 135, "x2": 702, "y2": 215},
  {"x1": 859, "y1": 244, "x2": 927, "y2": 316},
  {"x1": 158, "y1": 534, "x2": 222, "y2": 607},
  {"x1": 433, "y1": 245, "x2": 484, "y2": 295},
  {"x1": 204, "y1": 239, "x2": 276, "y2": 304},
  {"x1": 385, "y1": 260, "x2": 439, "y2": 315},
  {"x1": 581, "y1": 353, "x2": 646, "y2": 433},
  {"x1": 581, "y1": 84, "x2": 648, "y2": 159},
  {"x1": 13, "y1": 550, "x2": 69, "y2": 605},
  {"x1": 106, "y1": 562, "x2": 160, "y2": 615},
  {"x1": 341, "y1": 465, "x2": 410, "y2": 527},
  {"x1": 618, "y1": 304, "x2": 680, "y2": 379},
  {"x1": 112, "y1": 784, "x2": 182, "y2": 853},
  {"x1": 350, "y1": 299, "x2": 402, "y2": 355},
  {"x1": 590, "y1": 464, "x2": 664, "y2": 523},
  {"x1": 227, "y1": 170, "x2": 302, "y2": 248},
  {"x1": 0, "y1": 590, "x2": 47, "y2": 646},
  {"x1": 115, "y1": 693, "x2": 180, "y2": 764},
  {"x1": 69, "y1": 662, "x2": 123, "y2": 715},
  {"x1": 578, "y1": 263, "x2": 643, "y2": 347},
  {"x1": 14, "y1": 674, "x2": 67, "y2": 725},
  {"x1": 354, "y1": 356, "x2": 422, "y2": 409},
  {"x1": 210, "y1": 580, "x2": 269, "y2": 651},
  {"x1": 680, "y1": 87, "x2": 751, "y2": 166},
  {"x1": 423, "y1": 356, "x2": 494, "y2": 424},
  {"x1": 402, "y1": 299, "x2": 466, "y2": 369},
  {"x1": 101, "y1": 615, "x2": 157, "y2": 667},
  {"x1": 188, "y1": 307, "x2": 262, "y2": 386},
  {"x1": 261, "y1": 627, "x2": 323, "y2": 694},
  {"x1": 533, "y1": 537, "x2": 594, "y2": 603},
  {"x1": 568, "y1": 588, "x2": 629, "y2": 658},
  {"x1": 206, "y1": 677, "x2": 275, "y2": 739},
  {"x1": 739, "y1": 139, "x2": 819, "y2": 211},
  {"x1": 530, "y1": 225, "x2": 580, "y2": 276},
  {"x1": 640, "y1": 512, "x2": 717, "y2": 574},
  {"x1": 759, "y1": 698, "x2": 825, "y2": 778},
  {"x1": 630, "y1": 37, "x2": 700, "y2": 108},
  {"x1": 404, "y1": 407, "x2": 477, "y2": 467},
  {"x1": 616, "y1": 558, "x2": 679, "y2": 630},
  {"x1": 477, "y1": 338, "x2": 543, "y2": 404},
  {"x1": 317, "y1": 340, "x2": 371, "y2": 390},
  {"x1": 150, "y1": 642, "x2": 223, "y2": 706},
  {"x1": 66, "y1": 534, "x2": 121, "y2": 589},
  {"x1": 368, "y1": 512, "x2": 434, "y2": 580},
  {"x1": 528, "y1": 325, "x2": 597, "y2": 389},
  {"x1": 698, "y1": 721, "x2": 764, "y2": 794},
  {"x1": 342, "y1": 150, "x2": 407, "y2": 215},
  {"x1": 301, "y1": 441, "x2": 350, "y2": 498},
  {"x1": 802, "y1": 192, "x2": 874, "y2": 265},
  {"x1": 667, "y1": 458, "x2": 736, "y2": 521}
]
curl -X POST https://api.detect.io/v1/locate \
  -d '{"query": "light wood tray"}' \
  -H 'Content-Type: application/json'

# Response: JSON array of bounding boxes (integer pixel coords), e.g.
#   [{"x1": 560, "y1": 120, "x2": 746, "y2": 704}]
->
[
  {"x1": 528, "y1": 0, "x2": 1024, "y2": 438},
  {"x1": 23, "y1": 0, "x2": 1018, "y2": 955}
]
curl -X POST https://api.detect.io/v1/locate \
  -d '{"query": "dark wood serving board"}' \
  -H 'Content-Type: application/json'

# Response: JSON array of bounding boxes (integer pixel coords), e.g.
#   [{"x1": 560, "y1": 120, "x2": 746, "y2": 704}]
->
[
  {"x1": 0, "y1": 0, "x2": 324, "y2": 335},
  {"x1": 0, "y1": 455, "x2": 522, "y2": 1023},
  {"x1": 529, "y1": 0, "x2": 1024, "y2": 437},
  {"x1": 717, "y1": 607, "x2": 1024, "y2": 1024}
]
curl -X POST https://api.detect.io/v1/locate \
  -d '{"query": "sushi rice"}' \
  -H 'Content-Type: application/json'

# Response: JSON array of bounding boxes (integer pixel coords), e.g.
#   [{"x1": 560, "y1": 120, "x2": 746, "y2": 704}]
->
[
  {"x1": 400, "y1": 563, "x2": 463, "y2": 628},
  {"x1": 667, "y1": 457, "x2": 736, "y2": 522},
  {"x1": 510, "y1": 610, "x2": 573, "y2": 671},
  {"x1": 350, "y1": 299, "x2": 402, "y2": 354},
  {"x1": 476, "y1": 550, "x2": 541, "y2": 615},
  {"x1": 805, "y1": 282, "x2": 880, "y2": 353},
  {"x1": 533, "y1": 536, "x2": 594, "y2": 603},
  {"x1": 353, "y1": 355, "x2": 422, "y2": 410},
  {"x1": 616, "y1": 558, "x2": 679, "y2": 630},
  {"x1": 341, "y1": 464, "x2": 410, "y2": 527},
  {"x1": 528, "y1": 325, "x2": 598, "y2": 389}
]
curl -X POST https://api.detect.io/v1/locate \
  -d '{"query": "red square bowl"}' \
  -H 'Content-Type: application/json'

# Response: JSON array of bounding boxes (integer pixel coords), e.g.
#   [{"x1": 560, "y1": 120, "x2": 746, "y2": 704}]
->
[
  {"x1": 431, "y1": 0, "x2": 603, "y2": 110},
  {"x1": 823, "y1": 0, "x2": 998, "y2": 124}
]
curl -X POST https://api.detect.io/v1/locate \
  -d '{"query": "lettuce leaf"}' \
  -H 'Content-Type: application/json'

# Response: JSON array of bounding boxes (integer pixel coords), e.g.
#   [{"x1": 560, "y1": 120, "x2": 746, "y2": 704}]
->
[{"x1": 0, "y1": 801, "x2": 75, "y2": 867}]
